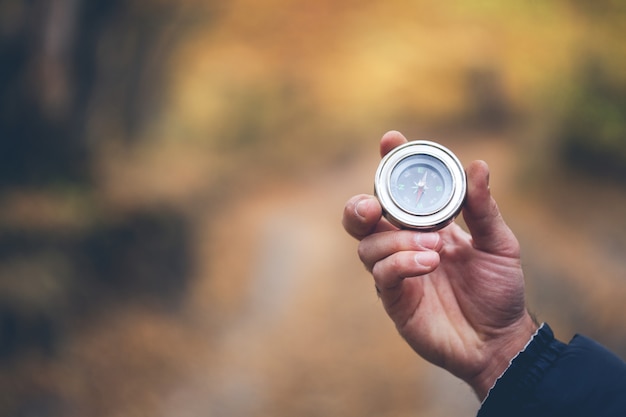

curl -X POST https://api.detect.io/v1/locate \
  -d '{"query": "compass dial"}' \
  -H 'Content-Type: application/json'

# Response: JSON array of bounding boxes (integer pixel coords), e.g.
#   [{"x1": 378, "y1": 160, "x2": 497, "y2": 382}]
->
[
  {"x1": 390, "y1": 155, "x2": 453, "y2": 216},
  {"x1": 374, "y1": 141, "x2": 466, "y2": 231}
]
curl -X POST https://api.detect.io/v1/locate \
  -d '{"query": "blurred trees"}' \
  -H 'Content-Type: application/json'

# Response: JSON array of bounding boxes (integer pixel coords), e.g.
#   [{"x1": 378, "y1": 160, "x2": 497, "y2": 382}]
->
[
  {"x1": 0, "y1": 0, "x2": 95, "y2": 186},
  {"x1": 550, "y1": 0, "x2": 626, "y2": 182},
  {"x1": 558, "y1": 57, "x2": 626, "y2": 182},
  {"x1": 0, "y1": 0, "x2": 197, "y2": 363},
  {"x1": 0, "y1": 0, "x2": 210, "y2": 185}
]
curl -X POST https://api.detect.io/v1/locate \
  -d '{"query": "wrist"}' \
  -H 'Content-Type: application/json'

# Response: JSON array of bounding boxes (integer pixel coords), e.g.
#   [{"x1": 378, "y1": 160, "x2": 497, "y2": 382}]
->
[{"x1": 469, "y1": 312, "x2": 539, "y2": 400}]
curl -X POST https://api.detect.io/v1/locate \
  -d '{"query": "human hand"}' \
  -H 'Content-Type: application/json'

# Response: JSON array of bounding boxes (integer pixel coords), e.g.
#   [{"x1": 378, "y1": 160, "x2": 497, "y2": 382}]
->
[{"x1": 342, "y1": 131, "x2": 538, "y2": 399}]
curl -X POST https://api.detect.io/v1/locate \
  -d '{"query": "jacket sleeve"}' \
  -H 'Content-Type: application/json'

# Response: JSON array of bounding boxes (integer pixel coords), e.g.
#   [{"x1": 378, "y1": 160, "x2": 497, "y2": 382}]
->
[{"x1": 477, "y1": 323, "x2": 626, "y2": 417}]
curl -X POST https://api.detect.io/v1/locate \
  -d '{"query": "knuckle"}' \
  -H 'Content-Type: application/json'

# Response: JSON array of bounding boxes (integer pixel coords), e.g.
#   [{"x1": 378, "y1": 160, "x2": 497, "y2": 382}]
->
[
  {"x1": 356, "y1": 242, "x2": 369, "y2": 264},
  {"x1": 388, "y1": 231, "x2": 405, "y2": 250},
  {"x1": 371, "y1": 254, "x2": 403, "y2": 288},
  {"x1": 370, "y1": 261, "x2": 387, "y2": 286},
  {"x1": 386, "y1": 253, "x2": 404, "y2": 272}
]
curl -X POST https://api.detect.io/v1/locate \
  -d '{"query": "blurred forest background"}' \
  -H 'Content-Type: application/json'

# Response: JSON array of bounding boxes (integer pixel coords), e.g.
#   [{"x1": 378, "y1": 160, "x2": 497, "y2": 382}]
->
[{"x1": 1, "y1": 1, "x2": 625, "y2": 416}]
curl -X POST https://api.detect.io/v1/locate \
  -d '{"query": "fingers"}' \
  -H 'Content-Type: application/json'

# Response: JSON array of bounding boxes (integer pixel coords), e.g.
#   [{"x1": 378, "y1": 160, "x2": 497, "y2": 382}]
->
[
  {"x1": 343, "y1": 131, "x2": 409, "y2": 241},
  {"x1": 358, "y1": 231, "x2": 442, "y2": 290},
  {"x1": 462, "y1": 160, "x2": 520, "y2": 258},
  {"x1": 380, "y1": 130, "x2": 408, "y2": 157},
  {"x1": 343, "y1": 193, "x2": 399, "y2": 240},
  {"x1": 342, "y1": 195, "x2": 382, "y2": 240}
]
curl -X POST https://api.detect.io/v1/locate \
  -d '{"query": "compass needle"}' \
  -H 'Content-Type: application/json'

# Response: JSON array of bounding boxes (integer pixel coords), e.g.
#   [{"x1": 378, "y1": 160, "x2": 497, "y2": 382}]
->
[{"x1": 416, "y1": 188, "x2": 424, "y2": 203}]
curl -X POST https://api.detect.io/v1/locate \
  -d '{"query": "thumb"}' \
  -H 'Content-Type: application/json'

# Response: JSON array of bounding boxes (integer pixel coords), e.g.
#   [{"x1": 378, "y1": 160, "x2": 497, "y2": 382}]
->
[{"x1": 462, "y1": 160, "x2": 520, "y2": 258}]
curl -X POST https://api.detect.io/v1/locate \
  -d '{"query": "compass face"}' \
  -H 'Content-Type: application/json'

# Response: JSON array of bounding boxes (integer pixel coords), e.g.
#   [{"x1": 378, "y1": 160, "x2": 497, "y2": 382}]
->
[
  {"x1": 374, "y1": 141, "x2": 466, "y2": 231},
  {"x1": 389, "y1": 155, "x2": 453, "y2": 216}
]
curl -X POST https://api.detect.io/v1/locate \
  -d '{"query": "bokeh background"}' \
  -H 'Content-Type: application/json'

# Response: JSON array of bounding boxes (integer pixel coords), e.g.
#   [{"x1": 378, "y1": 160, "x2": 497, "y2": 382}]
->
[{"x1": 1, "y1": 1, "x2": 625, "y2": 416}]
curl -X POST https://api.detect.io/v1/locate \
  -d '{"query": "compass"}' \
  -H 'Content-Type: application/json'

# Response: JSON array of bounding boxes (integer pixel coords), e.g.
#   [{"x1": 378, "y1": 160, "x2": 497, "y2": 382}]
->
[{"x1": 374, "y1": 140, "x2": 466, "y2": 231}]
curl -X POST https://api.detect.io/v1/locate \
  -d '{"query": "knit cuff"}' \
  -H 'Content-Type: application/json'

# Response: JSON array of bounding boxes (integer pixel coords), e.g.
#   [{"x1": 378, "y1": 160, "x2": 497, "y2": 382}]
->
[{"x1": 477, "y1": 323, "x2": 566, "y2": 416}]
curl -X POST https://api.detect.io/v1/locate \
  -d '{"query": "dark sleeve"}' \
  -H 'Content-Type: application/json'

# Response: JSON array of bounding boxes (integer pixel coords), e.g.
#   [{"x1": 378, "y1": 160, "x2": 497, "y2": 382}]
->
[{"x1": 477, "y1": 323, "x2": 626, "y2": 417}]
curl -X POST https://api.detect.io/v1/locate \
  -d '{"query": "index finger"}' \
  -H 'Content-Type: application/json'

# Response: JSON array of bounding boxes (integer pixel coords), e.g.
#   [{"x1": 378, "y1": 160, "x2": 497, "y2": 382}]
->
[
  {"x1": 342, "y1": 195, "x2": 382, "y2": 240},
  {"x1": 380, "y1": 130, "x2": 409, "y2": 157},
  {"x1": 342, "y1": 194, "x2": 399, "y2": 240},
  {"x1": 343, "y1": 131, "x2": 409, "y2": 240}
]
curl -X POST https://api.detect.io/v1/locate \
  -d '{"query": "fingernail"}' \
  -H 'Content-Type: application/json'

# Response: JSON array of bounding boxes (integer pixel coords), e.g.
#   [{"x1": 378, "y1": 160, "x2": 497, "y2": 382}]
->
[
  {"x1": 415, "y1": 233, "x2": 440, "y2": 250},
  {"x1": 355, "y1": 198, "x2": 370, "y2": 219},
  {"x1": 415, "y1": 251, "x2": 439, "y2": 268}
]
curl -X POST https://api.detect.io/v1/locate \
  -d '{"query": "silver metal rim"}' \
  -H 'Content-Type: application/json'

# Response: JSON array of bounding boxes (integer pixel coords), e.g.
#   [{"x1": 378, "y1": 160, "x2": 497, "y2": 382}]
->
[{"x1": 374, "y1": 140, "x2": 466, "y2": 231}]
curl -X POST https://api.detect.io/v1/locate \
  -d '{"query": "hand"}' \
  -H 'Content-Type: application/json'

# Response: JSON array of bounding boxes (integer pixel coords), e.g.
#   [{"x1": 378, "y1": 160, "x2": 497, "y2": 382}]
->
[{"x1": 342, "y1": 131, "x2": 538, "y2": 399}]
